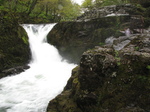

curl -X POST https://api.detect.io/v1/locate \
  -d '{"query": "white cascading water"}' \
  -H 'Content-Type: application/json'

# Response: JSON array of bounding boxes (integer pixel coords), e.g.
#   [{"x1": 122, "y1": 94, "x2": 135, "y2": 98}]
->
[{"x1": 0, "y1": 24, "x2": 76, "y2": 112}]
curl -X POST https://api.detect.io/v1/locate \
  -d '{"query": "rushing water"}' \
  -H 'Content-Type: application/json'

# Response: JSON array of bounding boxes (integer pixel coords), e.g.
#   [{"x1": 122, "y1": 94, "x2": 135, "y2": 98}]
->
[{"x1": 0, "y1": 24, "x2": 76, "y2": 112}]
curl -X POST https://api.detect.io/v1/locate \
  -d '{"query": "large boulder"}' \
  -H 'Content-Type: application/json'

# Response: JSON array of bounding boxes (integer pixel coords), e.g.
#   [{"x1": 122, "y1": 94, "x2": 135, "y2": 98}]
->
[{"x1": 47, "y1": 34, "x2": 150, "y2": 112}]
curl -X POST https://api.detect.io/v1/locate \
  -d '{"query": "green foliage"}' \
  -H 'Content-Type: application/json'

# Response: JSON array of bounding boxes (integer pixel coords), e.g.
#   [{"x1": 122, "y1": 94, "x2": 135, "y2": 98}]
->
[
  {"x1": 0, "y1": 0, "x2": 81, "y2": 22},
  {"x1": 115, "y1": 50, "x2": 121, "y2": 66},
  {"x1": 82, "y1": 0, "x2": 150, "y2": 8},
  {"x1": 137, "y1": 75, "x2": 150, "y2": 87},
  {"x1": 147, "y1": 65, "x2": 150, "y2": 70},
  {"x1": 100, "y1": 0, "x2": 121, "y2": 6},
  {"x1": 99, "y1": 42, "x2": 105, "y2": 46},
  {"x1": 81, "y1": 0, "x2": 130, "y2": 8},
  {"x1": 0, "y1": 0, "x2": 4, "y2": 5},
  {"x1": 81, "y1": 0, "x2": 93, "y2": 9},
  {"x1": 22, "y1": 36, "x2": 28, "y2": 44},
  {"x1": 134, "y1": 46, "x2": 139, "y2": 51}
]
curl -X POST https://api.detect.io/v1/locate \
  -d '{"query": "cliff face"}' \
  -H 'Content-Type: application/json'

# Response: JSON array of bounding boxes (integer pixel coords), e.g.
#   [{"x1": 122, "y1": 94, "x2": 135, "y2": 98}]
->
[
  {"x1": 46, "y1": 4, "x2": 150, "y2": 111},
  {"x1": 0, "y1": 10, "x2": 30, "y2": 78},
  {"x1": 47, "y1": 34, "x2": 150, "y2": 112},
  {"x1": 47, "y1": 4, "x2": 149, "y2": 64},
  {"x1": 47, "y1": 16, "x2": 130, "y2": 64}
]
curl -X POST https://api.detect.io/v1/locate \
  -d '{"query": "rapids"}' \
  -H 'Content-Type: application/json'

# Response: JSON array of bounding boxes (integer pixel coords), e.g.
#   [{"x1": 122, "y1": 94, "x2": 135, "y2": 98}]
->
[{"x1": 0, "y1": 24, "x2": 76, "y2": 112}]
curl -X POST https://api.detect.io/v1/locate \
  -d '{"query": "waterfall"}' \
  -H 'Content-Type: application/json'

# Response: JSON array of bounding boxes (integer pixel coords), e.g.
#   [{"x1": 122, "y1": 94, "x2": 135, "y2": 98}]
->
[{"x1": 0, "y1": 24, "x2": 76, "y2": 112}]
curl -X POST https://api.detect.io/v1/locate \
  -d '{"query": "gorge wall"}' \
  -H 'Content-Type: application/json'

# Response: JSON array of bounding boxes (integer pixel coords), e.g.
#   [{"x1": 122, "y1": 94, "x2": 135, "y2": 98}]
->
[
  {"x1": 46, "y1": 4, "x2": 150, "y2": 112},
  {"x1": 47, "y1": 34, "x2": 150, "y2": 112},
  {"x1": 47, "y1": 16, "x2": 129, "y2": 64},
  {"x1": 0, "y1": 10, "x2": 30, "y2": 78},
  {"x1": 47, "y1": 4, "x2": 149, "y2": 64}
]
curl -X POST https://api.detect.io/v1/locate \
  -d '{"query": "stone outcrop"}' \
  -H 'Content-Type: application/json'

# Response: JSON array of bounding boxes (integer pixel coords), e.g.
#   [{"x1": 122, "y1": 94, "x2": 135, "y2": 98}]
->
[
  {"x1": 47, "y1": 34, "x2": 150, "y2": 112},
  {"x1": 0, "y1": 65, "x2": 30, "y2": 78},
  {"x1": 48, "y1": 16, "x2": 130, "y2": 64},
  {"x1": 77, "y1": 4, "x2": 150, "y2": 29},
  {"x1": 47, "y1": 4, "x2": 149, "y2": 64},
  {"x1": 77, "y1": 4, "x2": 136, "y2": 21},
  {"x1": 0, "y1": 10, "x2": 30, "y2": 78}
]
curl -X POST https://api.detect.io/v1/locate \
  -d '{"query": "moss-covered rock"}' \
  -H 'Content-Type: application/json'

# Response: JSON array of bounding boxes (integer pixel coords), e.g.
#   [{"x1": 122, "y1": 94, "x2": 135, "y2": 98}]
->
[
  {"x1": 47, "y1": 16, "x2": 130, "y2": 64},
  {"x1": 0, "y1": 10, "x2": 30, "y2": 78},
  {"x1": 47, "y1": 3, "x2": 150, "y2": 64},
  {"x1": 47, "y1": 34, "x2": 150, "y2": 112}
]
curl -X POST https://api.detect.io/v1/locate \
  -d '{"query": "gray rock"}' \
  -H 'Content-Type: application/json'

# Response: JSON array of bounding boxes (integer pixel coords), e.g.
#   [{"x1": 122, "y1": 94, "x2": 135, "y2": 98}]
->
[{"x1": 2, "y1": 65, "x2": 30, "y2": 76}]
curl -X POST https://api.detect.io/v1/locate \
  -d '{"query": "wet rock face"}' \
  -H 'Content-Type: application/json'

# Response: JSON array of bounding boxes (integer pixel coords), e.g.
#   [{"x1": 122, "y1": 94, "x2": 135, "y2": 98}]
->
[
  {"x1": 47, "y1": 16, "x2": 130, "y2": 64},
  {"x1": 119, "y1": 35, "x2": 150, "y2": 75},
  {"x1": 47, "y1": 34, "x2": 150, "y2": 112},
  {"x1": 0, "y1": 10, "x2": 30, "y2": 78},
  {"x1": 0, "y1": 65, "x2": 30, "y2": 78},
  {"x1": 79, "y1": 48, "x2": 117, "y2": 91},
  {"x1": 118, "y1": 107, "x2": 145, "y2": 112}
]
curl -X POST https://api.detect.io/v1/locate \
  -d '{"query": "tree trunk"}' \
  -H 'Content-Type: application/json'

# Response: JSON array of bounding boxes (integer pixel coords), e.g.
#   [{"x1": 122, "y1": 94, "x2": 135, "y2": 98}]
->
[{"x1": 27, "y1": 0, "x2": 38, "y2": 15}]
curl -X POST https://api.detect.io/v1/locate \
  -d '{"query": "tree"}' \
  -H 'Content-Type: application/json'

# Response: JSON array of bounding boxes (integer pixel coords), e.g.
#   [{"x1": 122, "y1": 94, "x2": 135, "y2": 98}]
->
[
  {"x1": 0, "y1": 0, "x2": 5, "y2": 5},
  {"x1": 93, "y1": 0, "x2": 130, "y2": 7},
  {"x1": 0, "y1": 0, "x2": 81, "y2": 22},
  {"x1": 27, "y1": 0, "x2": 39, "y2": 15},
  {"x1": 93, "y1": 0, "x2": 103, "y2": 7},
  {"x1": 81, "y1": 0, "x2": 93, "y2": 9},
  {"x1": 35, "y1": 0, "x2": 81, "y2": 21}
]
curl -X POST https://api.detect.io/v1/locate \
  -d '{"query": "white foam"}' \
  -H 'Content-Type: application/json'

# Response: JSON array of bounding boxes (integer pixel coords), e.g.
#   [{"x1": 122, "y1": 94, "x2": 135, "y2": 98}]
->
[{"x1": 0, "y1": 24, "x2": 76, "y2": 112}]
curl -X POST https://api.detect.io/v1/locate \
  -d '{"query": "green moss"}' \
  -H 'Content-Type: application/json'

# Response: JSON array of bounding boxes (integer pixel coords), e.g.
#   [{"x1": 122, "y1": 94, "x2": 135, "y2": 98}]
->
[
  {"x1": 22, "y1": 36, "x2": 28, "y2": 44},
  {"x1": 0, "y1": 10, "x2": 30, "y2": 75},
  {"x1": 147, "y1": 65, "x2": 150, "y2": 69},
  {"x1": 73, "y1": 78, "x2": 78, "y2": 84}
]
